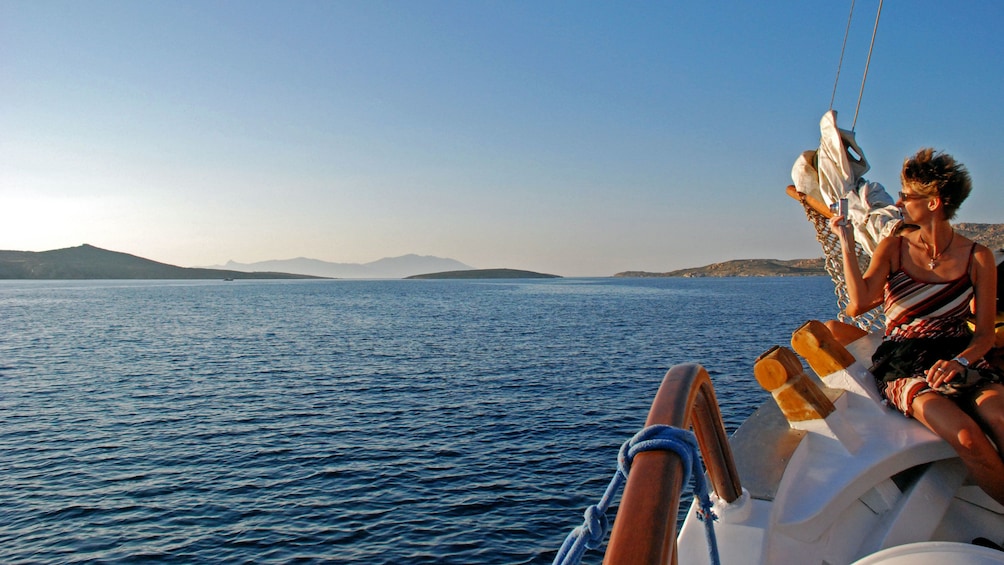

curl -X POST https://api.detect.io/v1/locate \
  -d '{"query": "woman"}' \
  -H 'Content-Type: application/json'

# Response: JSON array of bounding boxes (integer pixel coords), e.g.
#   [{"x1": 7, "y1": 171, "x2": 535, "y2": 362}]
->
[{"x1": 829, "y1": 148, "x2": 1004, "y2": 505}]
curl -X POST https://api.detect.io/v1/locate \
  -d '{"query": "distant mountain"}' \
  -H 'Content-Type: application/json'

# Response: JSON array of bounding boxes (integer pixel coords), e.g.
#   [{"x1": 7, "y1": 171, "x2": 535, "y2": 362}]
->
[
  {"x1": 616, "y1": 258, "x2": 827, "y2": 278},
  {"x1": 407, "y1": 268, "x2": 560, "y2": 280},
  {"x1": 955, "y1": 223, "x2": 1004, "y2": 253},
  {"x1": 208, "y1": 254, "x2": 474, "y2": 279},
  {"x1": 0, "y1": 244, "x2": 319, "y2": 280},
  {"x1": 617, "y1": 223, "x2": 1004, "y2": 278}
]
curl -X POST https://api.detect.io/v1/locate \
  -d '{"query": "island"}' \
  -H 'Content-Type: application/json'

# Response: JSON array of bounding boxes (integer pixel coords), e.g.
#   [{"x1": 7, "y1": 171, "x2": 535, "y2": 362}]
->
[
  {"x1": 0, "y1": 244, "x2": 321, "y2": 280},
  {"x1": 616, "y1": 258, "x2": 827, "y2": 278},
  {"x1": 407, "y1": 268, "x2": 560, "y2": 280},
  {"x1": 615, "y1": 223, "x2": 1004, "y2": 278}
]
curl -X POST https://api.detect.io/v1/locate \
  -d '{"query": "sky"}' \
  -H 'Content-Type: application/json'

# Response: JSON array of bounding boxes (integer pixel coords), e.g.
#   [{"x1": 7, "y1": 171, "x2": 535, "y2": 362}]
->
[{"x1": 2, "y1": 1, "x2": 1003, "y2": 277}]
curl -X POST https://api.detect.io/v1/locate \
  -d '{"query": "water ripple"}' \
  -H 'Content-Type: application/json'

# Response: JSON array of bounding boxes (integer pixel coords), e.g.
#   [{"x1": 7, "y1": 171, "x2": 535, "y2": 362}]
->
[{"x1": 0, "y1": 278, "x2": 836, "y2": 563}]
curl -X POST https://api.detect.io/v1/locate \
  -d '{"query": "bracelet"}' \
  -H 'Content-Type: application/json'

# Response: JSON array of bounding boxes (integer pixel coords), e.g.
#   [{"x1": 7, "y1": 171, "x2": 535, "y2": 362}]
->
[{"x1": 952, "y1": 356, "x2": 970, "y2": 368}]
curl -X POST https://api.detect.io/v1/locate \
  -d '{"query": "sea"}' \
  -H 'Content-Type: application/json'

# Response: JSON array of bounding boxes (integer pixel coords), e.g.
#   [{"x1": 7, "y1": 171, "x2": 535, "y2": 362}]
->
[{"x1": 0, "y1": 276, "x2": 838, "y2": 564}]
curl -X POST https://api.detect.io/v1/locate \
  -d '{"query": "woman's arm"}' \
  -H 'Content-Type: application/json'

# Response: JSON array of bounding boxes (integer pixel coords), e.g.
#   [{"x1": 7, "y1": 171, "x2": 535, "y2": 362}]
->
[
  {"x1": 959, "y1": 244, "x2": 999, "y2": 362},
  {"x1": 830, "y1": 215, "x2": 893, "y2": 317}
]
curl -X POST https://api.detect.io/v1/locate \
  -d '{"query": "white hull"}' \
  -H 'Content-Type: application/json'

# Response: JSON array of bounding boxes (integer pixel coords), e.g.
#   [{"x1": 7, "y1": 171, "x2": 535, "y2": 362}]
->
[{"x1": 675, "y1": 333, "x2": 1004, "y2": 564}]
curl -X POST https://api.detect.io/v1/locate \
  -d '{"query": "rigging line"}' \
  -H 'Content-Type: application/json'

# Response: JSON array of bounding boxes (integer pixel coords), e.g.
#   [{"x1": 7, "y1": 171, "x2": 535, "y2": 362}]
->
[
  {"x1": 852, "y1": 0, "x2": 883, "y2": 131},
  {"x1": 830, "y1": 0, "x2": 856, "y2": 110}
]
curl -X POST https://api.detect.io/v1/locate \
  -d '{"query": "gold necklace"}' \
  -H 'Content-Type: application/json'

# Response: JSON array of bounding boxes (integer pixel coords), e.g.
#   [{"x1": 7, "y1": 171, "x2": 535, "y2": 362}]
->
[{"x1": 920, "y1": 230, "x2": 955, "y2": 270}]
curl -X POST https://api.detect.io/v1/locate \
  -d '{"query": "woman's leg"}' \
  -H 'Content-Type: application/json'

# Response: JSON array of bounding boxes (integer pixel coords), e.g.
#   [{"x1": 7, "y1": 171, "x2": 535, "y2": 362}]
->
[
  {"x1": 973, "y1": 383, "x2": 1004, "y2": 452},
  {"x1": 986, "y1": 347, "x2": 1004, "y2": 373},
  {"x1": 823, "y1": 320, "x2": 869, "y2": 346},
  {"x1": 911, "y1": 391, "x2": 1004, "y2": 506}
]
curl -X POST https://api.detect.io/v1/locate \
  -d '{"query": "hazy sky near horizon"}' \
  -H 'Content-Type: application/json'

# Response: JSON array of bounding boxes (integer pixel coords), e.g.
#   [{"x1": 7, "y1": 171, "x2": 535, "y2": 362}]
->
[{"x1": 3, "y1": 1, "x2": 1003, "y2": 276}]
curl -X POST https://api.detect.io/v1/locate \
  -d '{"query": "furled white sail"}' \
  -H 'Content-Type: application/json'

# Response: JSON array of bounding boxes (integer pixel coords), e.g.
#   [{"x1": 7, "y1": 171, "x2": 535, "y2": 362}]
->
[{"x1": 792, "y1": 110, "x2": 900, "y2": 256}]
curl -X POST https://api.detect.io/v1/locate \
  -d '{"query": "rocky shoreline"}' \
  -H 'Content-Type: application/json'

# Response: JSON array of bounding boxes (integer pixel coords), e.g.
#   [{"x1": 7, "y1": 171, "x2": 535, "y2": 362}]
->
[
  {"x1": 615, "y1": 258, "x2": 827, "y2": 278},
  {"x1": 616, "y1": 223, "x2": 1003, "y2": 278}
]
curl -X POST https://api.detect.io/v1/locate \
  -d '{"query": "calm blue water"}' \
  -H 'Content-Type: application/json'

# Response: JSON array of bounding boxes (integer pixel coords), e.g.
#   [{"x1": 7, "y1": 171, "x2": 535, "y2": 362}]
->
[{"x1": 0, "y1": 277, "x2": 837, "y2": 564}]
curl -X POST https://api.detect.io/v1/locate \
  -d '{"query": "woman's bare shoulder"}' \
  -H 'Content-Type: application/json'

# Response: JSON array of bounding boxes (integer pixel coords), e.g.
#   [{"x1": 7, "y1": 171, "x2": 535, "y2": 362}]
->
[
  {"x1": 972, "y1": 241, "x2": 997, "y2": 266},
  {"x1": 872, "y1": 234, "x2": 902, "y2": 259}
]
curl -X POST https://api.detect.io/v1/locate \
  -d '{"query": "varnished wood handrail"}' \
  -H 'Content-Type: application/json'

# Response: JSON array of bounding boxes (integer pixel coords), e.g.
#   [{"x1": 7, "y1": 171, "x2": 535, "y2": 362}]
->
[
  {"x1": 786, "y1": 184, "x2": 834, "y2": 218},
  {"x1": 604, "y1": 363, "x2": 742, "y2": 565}
]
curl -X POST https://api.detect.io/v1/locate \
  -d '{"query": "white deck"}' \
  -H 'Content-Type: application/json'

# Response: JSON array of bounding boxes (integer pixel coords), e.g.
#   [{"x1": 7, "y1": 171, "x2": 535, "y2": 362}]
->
[{"x1": 675, "y1": 333, "x2": 1004, "y2": 564}]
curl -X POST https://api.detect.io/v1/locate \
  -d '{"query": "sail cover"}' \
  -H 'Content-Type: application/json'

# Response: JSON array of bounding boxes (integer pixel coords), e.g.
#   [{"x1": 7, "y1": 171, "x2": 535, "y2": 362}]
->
[{"x1": 792, "y1": 110, "x2": 901, "y2": 256}]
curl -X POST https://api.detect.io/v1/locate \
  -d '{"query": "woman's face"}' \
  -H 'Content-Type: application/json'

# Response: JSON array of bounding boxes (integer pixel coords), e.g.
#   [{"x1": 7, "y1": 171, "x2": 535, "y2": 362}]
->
[{"x1": 897, "y1": 184, "x2": 934, "y2": 222}]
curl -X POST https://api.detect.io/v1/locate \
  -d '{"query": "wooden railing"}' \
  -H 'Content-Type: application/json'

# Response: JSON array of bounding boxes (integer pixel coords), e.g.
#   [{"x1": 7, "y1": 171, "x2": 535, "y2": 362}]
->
[
  {"x1": 786, "y1": 184, "x2": 833, "y2": 218},
  {"x1": 604, "y1": 363, "x2": 742, "y2": 565}
]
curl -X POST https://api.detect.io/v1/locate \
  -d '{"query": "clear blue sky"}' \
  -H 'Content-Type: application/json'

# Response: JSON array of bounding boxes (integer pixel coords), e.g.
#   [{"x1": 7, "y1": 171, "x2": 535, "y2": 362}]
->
[{"x1": 3, "y1": 1, "x2": 1002, "y2": 276}]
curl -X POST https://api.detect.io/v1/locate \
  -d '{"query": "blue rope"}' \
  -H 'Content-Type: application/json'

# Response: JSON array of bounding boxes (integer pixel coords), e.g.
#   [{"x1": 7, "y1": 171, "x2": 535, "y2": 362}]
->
[{"x1": 551, "y1": 425, "x2": 721, "y2": 565}]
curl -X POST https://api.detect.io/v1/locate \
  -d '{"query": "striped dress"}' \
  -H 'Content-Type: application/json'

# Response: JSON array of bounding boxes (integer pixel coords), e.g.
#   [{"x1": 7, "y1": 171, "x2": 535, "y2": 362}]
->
[
  {"x1": 876, "y1": 240, "x2": 978, "y2": 416},
  {"x1": 883, "y1": 259, "x2": 975, "y2": 341}
]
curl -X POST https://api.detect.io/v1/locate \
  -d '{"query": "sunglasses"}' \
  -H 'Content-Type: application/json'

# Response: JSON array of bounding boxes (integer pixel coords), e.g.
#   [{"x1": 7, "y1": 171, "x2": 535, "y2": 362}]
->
[{"x1": 897, "y1": 191, "x2": 929, "y2": 201}]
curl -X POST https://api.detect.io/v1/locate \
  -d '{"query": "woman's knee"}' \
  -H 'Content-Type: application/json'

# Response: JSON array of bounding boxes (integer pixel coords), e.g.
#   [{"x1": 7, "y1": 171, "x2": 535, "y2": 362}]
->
[
  {"x1": 953, "y1": 423, "x2": 989, "y2": 452},
  {"x1": 939, "y1": 417, "x2": 1002, "y2": 468},
  {"x1": 823, "y1": 320, "x2": 869, "y2": 346}
]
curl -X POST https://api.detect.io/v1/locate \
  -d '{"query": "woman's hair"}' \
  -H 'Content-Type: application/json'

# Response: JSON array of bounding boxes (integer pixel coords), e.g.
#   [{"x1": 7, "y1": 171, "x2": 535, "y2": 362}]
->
[{"x1": 901, "y1": 148, "x2": 972, "y2": 220}]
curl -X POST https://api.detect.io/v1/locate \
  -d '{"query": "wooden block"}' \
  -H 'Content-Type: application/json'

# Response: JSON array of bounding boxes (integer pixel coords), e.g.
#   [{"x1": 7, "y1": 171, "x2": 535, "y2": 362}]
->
[
  {"x1": 755, "y1": 345, "x2": 835, "y2": 422},
  {"x1": 754, "y1": 345, "x2": 801, "y2": 390},
  {"x1": 791, "y1": 320, "x2": 856, "y2": 376}
]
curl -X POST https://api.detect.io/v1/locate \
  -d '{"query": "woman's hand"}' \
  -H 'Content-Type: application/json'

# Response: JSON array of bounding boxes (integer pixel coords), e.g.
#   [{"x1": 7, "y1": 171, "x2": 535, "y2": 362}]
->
[
  {"x1": 926, "y1": 358, "x2": 965, "y2": 388},
  {"x1": 828, "y1": 214, "x2": 854, "y2": 243}
]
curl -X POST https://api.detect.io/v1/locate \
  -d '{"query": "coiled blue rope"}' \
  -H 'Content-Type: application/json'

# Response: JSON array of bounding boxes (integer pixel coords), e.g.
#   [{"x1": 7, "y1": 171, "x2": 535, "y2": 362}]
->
[{"x1": 551, "y1": 425, "x2": 721, "y2": 565}]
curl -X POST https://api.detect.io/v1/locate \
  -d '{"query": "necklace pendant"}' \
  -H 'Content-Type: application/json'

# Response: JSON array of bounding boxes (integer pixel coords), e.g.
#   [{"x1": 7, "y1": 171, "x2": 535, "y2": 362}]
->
[{"x1": 929, "y1": 259, "x2": 937, "y2": 270}]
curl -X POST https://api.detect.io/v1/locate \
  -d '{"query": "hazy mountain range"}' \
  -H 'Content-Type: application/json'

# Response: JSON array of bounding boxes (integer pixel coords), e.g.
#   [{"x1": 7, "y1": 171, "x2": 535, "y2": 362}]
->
[
  {"x1": 0, "y1": 245, "x2": 473, "y2": 280},
  {"x1": 203, "y1": 254, "x2": 474, "y2": 279},
  {"x1": 3, "y1": 221, "x2": 999, "y2": 280}
]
